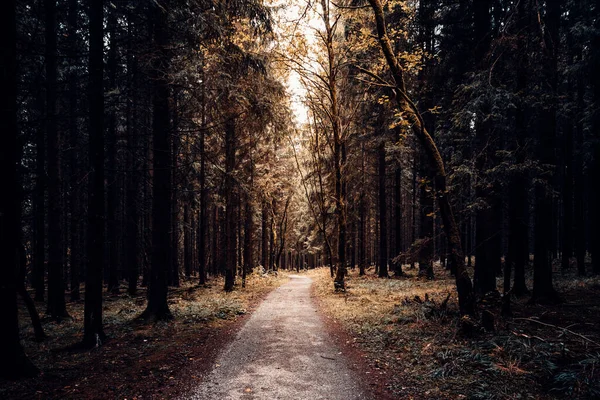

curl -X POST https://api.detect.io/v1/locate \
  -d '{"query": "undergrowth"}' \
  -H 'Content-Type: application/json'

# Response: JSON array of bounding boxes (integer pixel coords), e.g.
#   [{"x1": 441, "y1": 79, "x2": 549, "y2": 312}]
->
[
  {"x1": 4, "y1": 270, "x2": 288, "y2": 400},
  {"x1": 307, "y1": 265, "x2": 600, "y2": 400}
]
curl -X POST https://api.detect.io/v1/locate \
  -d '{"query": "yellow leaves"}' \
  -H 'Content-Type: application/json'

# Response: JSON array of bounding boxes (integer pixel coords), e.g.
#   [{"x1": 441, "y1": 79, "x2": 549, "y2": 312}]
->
[
  {"x1": 377, "y1": 95, "x2": 390, "y2": 104},
  {"x1": 428, "y1": 105, "x2": 442, "y2": 115}
]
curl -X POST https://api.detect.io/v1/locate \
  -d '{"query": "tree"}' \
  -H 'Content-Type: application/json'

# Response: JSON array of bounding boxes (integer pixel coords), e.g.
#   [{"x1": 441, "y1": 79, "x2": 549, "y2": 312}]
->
[
  {"x1": 45, "y1": 0, "x2": 69, "y2": 321},
  {"x1": 83, "y1": 0, "x2": 106, "y2": 347},
  {"x1": 366, "y1": 0, "x2": 474, "y2": 315},
  {"x1": 223, "y1": 118, "x2": 237, "y2": 291},
  {"x1": 377, "y1": 122, "x2": 388, "y2": 278},
  {"x1": 531, "y1": 0, "x2": 561, "y2": 303},
  {"x1": 141, "y1": 0, "x2": 173, "y2": 320},
  {"x1": 0, "y1": 0, "x2": 39, "y2": 377}
]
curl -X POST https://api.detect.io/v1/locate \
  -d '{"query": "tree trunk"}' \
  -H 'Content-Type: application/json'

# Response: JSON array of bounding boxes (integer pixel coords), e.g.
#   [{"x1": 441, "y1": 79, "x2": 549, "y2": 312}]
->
[
  {"x1": 224, "y1": 118, "x2": 237, "y2": 291},
  {"x1": 33, "y1": 85, "x2": 46, "y2": 302},
  {"x1": 45, "y1": 0, "x2": 69, "y2": 321},
  {"x1": 561, "y1": 102, "x2": 574, "y2": 272},
  {"x1": 18, "y1": 246, "x2": 47, "y2": 342},
  {"x1": 367, "y1": 0, "x2": 474, "y2": 315},
  {"x1": 171, "y1": 102, "x2": 180, "y2": 287},
  {"x1": 126, "y1": 13, "x2": 139, "y2": 296},
  {"x1": 67, "y1": 0, "x2": 81, "y2": 302},
  {"x1": 359, "y1": 145, "x2": 366, "y2": 275},
  {"x1": 532, "y1": 0, "x2": 560, "y2": 302},
  {"x1": 106, "y1": 4, "x2": 119, "y2": 294},
  {"x1": 0, "y1": 0, "x2": 39, "y2": 375},
  {"x1": 243, "y1": 192, "x2": 254, "y2": 286},
  {"x1": 184, "y1": 203, "x2": 192, "y2": 278},
  {"x1": 261, "y1": 201, "x2": 269, "y2": 271},
  {"x1": 591, "y1": 2, "x2": 600, "y2": 275},
  {"x1": 394, "y1": 151, "x2": 403, "y2": 276},
  {"x1": 508, "y1": 0, "x2": 531, "y2": 296},
  {"x1": 378, "y1": 140, "x2": 388, "y2": 278},
  {"x1": 574, "y1": 61, "x2": 586, "y2": 276},
  {"x1": 418, "y1": 163, "x2": 434, "y2": 280},
  {"x1": 199, "y1": 62, "x2": 207, "y2": 285},
  {"x1": 83, "y1": 0, "x2": 106, "y2": 347},
  {"x1": 141, "y1": 0, "x2": 173, "y2": 320}
]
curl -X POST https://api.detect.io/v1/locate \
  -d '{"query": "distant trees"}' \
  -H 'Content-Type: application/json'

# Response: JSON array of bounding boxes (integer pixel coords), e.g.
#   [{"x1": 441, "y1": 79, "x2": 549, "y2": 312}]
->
[
  {"x1": 287, "y1": 0, "x2": 600, "y2": 316},
  {"x1": 7, "y1": 0, "x2": 299, "y2": 373}
]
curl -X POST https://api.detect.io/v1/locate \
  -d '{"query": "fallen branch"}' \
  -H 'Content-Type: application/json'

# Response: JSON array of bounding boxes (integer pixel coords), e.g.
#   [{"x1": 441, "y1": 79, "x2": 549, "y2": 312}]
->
[{"x1": 514, "y1": 317, "x2": 600, "y2": 347}]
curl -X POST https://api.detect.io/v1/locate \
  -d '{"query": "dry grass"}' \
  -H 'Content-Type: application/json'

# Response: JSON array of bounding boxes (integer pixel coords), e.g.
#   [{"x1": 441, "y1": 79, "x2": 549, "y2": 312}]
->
[
  {"x1": 307, "y1": 265, "x2": 600, "y2": 400},
  {"x1": 5, "y1": 270, "x2": 289, "y2": 400}
]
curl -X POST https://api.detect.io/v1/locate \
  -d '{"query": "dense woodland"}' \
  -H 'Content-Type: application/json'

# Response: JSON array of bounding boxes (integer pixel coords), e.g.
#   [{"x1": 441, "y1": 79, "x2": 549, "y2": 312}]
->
[{"x1": 1, "y1": 0, "x2": 599, "y2": 393}]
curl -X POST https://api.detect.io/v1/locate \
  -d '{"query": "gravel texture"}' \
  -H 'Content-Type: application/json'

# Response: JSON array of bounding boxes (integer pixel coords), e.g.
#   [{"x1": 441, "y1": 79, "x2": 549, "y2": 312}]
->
[{"x1": 186, "y1": 275, "x2": 367, "y2": 400}]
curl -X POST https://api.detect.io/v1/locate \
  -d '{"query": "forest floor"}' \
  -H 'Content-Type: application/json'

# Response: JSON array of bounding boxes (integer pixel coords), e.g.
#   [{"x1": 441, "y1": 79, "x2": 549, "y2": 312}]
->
[
  {"x1": 4, "y1": 266, "x2": 600, "y2": 400},
  {"x1": 307, "y1": 265, "x2": 600, "y2": 400},
  {"x1": 2, "y1": 271, "x2": 288, "y2": 400}
]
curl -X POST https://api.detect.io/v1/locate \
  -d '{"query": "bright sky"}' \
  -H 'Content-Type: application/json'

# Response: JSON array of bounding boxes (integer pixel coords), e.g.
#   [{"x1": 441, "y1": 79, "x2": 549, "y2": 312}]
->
[{"x1": 271, "y1": 0, "x2": 324, "y2": 126}]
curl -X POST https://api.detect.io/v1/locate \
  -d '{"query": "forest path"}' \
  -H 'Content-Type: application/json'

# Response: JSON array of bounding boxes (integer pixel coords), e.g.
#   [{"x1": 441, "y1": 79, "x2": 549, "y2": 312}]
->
[{"x1": 186, "y1": 275, "x2": 367, "y2": 400}]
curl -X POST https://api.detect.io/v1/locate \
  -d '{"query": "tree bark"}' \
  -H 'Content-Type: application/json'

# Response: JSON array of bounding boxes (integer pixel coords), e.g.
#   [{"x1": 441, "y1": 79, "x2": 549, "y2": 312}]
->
[
  {"x1": 532, "y1": 0, "x2": 560, "y2": 302},
  {"x1": 141, "y1": 0, "x2": 173, "y2": 320},
  {"x1": 224, "y1": 118, "x2": 237, "y2": 291},
  {"x1": 33, "y1": 87, "x2": 46, "y2": 302},
  {"x1": 126, "y1": 13, "x2": 139, "y2": 296},
  {"x1": 199, "y1": 61, "x2": 207, "y2": 285},
  {"x1": 67, "y1": 0, "x2": 81, "y2": 302},
  {"x1": 171, "y1": 101, "x2": 180, "y2": 287},
  {"x1": 243, "y1": 192, "x2": 254, "y2": 286},
  {"x1": 106, "y1": 4, "x2": 120, "y2": 294},
  {"x1": 394, "y1": 147, "x2": 403, "y2": 276},
  {"x1": 45, "y1": 0, "x2": 69, "y2": 321},
  {"x1": 378, "y1": 140, "x2": 388, "y2": 278},
  {"x1": 184, "y1": 203, "x2": 192, "y2": 278},
  {"x1": 0, "y1": 0, "x2": 39, "y2": 376},
  {"x1": 261, "y1": 201, "x2": 269, "y2": 271},
  {"x1": 83, "y1": 0, "x2": 106, "y2": 347},
  {"x1": 591, "y1": 1, "x2": 600, "y2": 275},
  {"x1": 359, "y1": 144, "x2": 367, "y2": 275}
]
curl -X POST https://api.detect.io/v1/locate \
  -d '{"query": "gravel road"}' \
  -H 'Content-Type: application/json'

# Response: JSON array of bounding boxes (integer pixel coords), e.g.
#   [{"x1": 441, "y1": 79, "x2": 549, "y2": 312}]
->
[{"x1": 186, "y1": 274, "x2": 367, "y2": 400}]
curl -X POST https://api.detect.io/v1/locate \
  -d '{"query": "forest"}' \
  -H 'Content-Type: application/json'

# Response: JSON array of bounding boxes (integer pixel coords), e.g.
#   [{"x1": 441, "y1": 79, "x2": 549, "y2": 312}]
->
[{"x1": 1, "y1": 0, "x2": 599, "y2": 398}]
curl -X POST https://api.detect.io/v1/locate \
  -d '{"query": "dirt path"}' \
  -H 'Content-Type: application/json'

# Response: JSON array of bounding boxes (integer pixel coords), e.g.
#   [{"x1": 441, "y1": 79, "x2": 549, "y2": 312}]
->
[{"x1": 186, "y1": 275, "x2": 367, "y2": 400}]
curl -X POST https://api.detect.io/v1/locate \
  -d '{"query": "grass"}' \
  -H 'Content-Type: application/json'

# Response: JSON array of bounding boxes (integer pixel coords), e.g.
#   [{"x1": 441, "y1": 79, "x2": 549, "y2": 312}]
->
[
  {"x1": 4, "y1": 270, "x2": 288, "y2": 400},
  {"x1": 307, "y1": 264, "x2": 600, "y2": 400}
]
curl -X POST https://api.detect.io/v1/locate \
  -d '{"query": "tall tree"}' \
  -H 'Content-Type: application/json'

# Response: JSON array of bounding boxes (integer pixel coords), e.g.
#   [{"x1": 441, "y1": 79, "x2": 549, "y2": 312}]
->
[
  {"x1": 506, "y1": 0, "x2": 531, "y2": 296},
  {"x1": 67, "y1": 0, "x2": 81, "y2": 302},
  {"x1": 45, "y1": 0, "x2": 69, "y2": 320},
  {"x1": 83, "y1": 0, "x2": 106, "y2": 347},
  {"x1": 377, "y1": 135, "x2": 388, "y2": 278},
  {"x1": 223, "y1": 118, "x2": 237, "y2": 291},
  {"x1": 472, "y1": 0, "x2": 498, "y2": 295},
  {"x1": 590, "y1": 0, "x2": 600, "y2": 275},
  {"x1": 367, "y1": 0, "x2": 474, "y2": 315},
  {"x1": 141, "y1": 0, "x2": 173, "y2": 320},
  {"x1": 126, "y1": 11, "x2": 140, "y2": 295},
  {"x1": 532, "y1": 0, "x2": 560, "y2": 302},
  {"x1": 198, "y1": 58, "x2": 207, "y2": 285},
  {"x1": 106, "y1": 2, "x2": 120, "y2": 294},
  {"x1": 0, "y1": 0, "x2": 39, "y2": 378}
]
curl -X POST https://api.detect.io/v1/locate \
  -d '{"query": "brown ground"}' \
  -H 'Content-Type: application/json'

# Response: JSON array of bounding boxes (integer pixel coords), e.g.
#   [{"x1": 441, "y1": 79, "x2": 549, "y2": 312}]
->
[
  {"x1": 1, "y1": 272, "x2": 288, "y2": 400},
  {"x1": 4, "y1": 266, "x2": 600, "y2": 400},
  {"x1": 306, "y1": 265, "x2": 600, "y2": 400}
]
